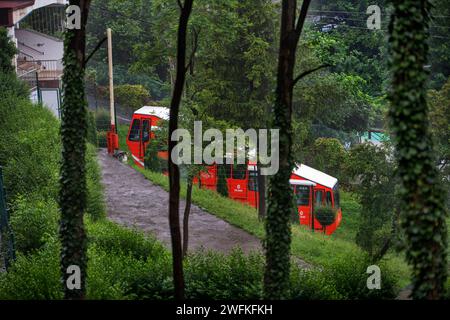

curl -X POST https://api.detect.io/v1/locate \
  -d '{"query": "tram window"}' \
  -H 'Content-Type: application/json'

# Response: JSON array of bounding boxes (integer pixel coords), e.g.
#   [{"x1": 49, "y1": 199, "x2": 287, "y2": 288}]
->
[
  {"x1": 142, "y1": 120, "x2": 150, "y2": 142},
  {"x1": 232, "y1": 164, "x2": 247, "y2": 180},
  {"x1": 326, "y1": 191, "x2": 332, "y2": 206},
  {"x1": 333, "y1": 189, "x2": 340, "y2": 208},
  {"x1": 128, "y1": 119, "x2": 141, "y2": 142},
  {"x1": 315, "y1": 190, "x2": 324, "y2": 206},
  {"x1": 248, "y1": 171, "x2": 258, "y2": 191},
  {"x1": 295, "y1": 186, "x2": 310, "y2": 206}
]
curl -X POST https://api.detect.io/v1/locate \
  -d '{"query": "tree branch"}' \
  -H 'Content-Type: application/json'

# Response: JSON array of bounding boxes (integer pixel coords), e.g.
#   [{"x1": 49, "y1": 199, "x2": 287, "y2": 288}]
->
[
  {"x1": 294, "y1": 0, "x2": 312, "y2": 45},
  {"x1": 84, "y1": 36, "x2": 107, "y2": 66},
  {"x1": 185, "y1": 27, "x2": 200, "y2": 74},
  {"x1": 293, "y1": 63, "x2": 331, "y2": 86}
]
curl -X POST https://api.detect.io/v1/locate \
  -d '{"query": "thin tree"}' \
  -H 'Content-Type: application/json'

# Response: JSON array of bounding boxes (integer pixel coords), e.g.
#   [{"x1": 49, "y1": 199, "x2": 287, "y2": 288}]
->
[
  {"x1": 264, "y1": 0, "x2": 311, "y2": 299},
  {"x1": 167, "y1": 0, "x2": 194, "y2": 300},
  {"x1": 388, "y1": 0, "x2": 448, "y2": 299},
  {"x1": 59, "y1": 0, "x2": 91, "y2": 299}
]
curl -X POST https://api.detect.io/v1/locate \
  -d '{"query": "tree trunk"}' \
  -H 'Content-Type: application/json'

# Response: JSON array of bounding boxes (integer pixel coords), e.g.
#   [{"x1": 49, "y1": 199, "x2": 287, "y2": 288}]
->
[
  {"x1": 388, "y1": 0, "x2": 448, "y2": 299},
  {"x1": 167, "y1": 0, "x2": 194, "y2": 301},
  {"x1": 264, "y1": 0, "x2": 310, "y2": 300},
  {"x1": 183, "y1": 177, "x2": 193, "y2": 259},
  {"x1": 59, "y1": 0, "x2": 91, "y2": 300}
]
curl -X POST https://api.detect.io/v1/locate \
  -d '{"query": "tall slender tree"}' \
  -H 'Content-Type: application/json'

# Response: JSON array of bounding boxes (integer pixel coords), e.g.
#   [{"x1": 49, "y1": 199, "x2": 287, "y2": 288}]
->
[
  {"x1": 264, "y1": 0, "x2": 311, "y2": 299},
  {"x1": 168, "y1": 0, "x2": 194, "y2": 300},
  {"x1": 388, "y1": 0, "x2": 448, "y2": 299},
  {"x1": 59, "y1": 0, "x2": 91, "y2": 299}
]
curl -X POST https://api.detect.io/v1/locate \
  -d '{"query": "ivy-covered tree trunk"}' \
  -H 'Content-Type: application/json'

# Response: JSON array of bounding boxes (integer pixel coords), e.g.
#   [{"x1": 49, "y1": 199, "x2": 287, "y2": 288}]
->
[
  {"x1": 264, "y1": 0, "x2": 310, "y2": 299},
  {"x1": 60, "y1": 0, "x2": 91, "y2": 300},
  {"x1": 388, "y1": 0, "x2": 448, "y2": 299},
  {"x1": 167, "y1": 0, "x2": 194, "y2": 300}
]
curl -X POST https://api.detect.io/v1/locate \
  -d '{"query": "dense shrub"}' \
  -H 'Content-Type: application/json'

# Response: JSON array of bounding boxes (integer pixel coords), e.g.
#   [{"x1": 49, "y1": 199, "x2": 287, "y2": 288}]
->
[
  {"x1": 113, "y1": 84, "x2": 151, "y2": 111},
  {"x1": 185, "y1": 249, "x2": 264, "y2": 300},
  {"x1": 0, "y1": 240, "x2": 62, "y2": 300},
  {"x1": 323, "y1": 253, "x2": 398, "y2": 299},
  {"x1": 314, "y1": 206, "x2": 337, "y2": 229},
  {"x1": 0, "y1": 93, "x2": 60, "y2": 200},
  {"x1": 86, "y1": 219, "x2": 166, "y2": 261},
  {"x1": 290, "y1": 267, "x2": 343, "y2": 300},
  {"x1": 86, "y1": 144, "x2": 106, "y2": 220},
  {"x1": 10, "y1": 194, "x2": 59, "y2": 254}
]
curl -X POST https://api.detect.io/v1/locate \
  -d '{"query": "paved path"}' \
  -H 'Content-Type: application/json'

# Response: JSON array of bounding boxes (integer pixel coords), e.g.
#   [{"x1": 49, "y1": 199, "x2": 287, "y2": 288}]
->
[{"x1": 98, "y1": 149, "x2": 261, "y2": 254}]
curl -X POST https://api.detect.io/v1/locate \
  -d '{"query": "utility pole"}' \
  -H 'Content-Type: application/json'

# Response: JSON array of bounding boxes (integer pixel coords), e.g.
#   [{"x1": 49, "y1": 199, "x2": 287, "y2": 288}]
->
[{"x1": 106, "y1": 28, "x2": 118, "y2": 155}]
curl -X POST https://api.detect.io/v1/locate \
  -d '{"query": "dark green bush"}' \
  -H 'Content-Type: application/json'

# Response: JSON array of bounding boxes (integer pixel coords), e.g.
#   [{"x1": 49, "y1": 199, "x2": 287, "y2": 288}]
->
[
  {"x1": 86, "y1": 219, "x2": 166, "y2": 261},
  {"x1": 86, "y1": 144, "x2": 106, "y2": 220},
  {"x1": 184, "y1": 249, "x2": 264, "y2": 300},
  {"x1": 144, "y1": 139, "x2": 161, "y2": 172},
  {"x1": 314, "y1": 205, "x2": 337, "y2": 228},
  {"x1": 323, "y1": 253, "x2": 398, "y2": 299},
  {"x1": 0, "y1": 240, "x2": 62, "y2": 300},
  {"x1": 290, "y1": 267, "x2": 343, "y2": 300}
]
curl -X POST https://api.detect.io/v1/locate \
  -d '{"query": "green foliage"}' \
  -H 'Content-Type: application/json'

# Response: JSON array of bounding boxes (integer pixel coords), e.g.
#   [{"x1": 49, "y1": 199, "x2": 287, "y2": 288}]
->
[
  {"x1": 144, "y1": 139, "x2": 162, "y2": 172},
  {"x1": 86, "y1": 218, "x2": 166, "y2": 261},
  {"x1": 323, "y1": 253, "x2": 398, "y2": 300},
  {"x1": 94, "y1": 109, "x2": 111, "y2": 132},
  {"x1": 0, "y1": 241, "x2": 63, "y2": 300},
  {"x1": 10, "y1": 194, "x2": 59, "y2": 254},
  {"x1": 0, "y1": 76, "x2": 60, "y2": 200},
  {"x1": 216, "y1": 164, "x2": 229, "y2": 197},
  {"x1": 86, "y1": 111, "x2": 98, "y2": 146},
  {"x1": 86, "y1": 144, "x2": 106, "y2": 220},
  {"x1": 388, "y1": 0, "x2": 448, "y2": 299},
  {"x1": 344, "y1": 143, "x2": 397, "y2": 258},
  {"x1": 290, "y1": 268, "x2": 343, "y2": 300},
  {"x1": 0, "y1": 27, "x2": 17, "y2": 74},
  {"x1": 184, "y1": 249, "x2": 264, "y2": 299},
  {"x1": 314, "y1": 206, "x2": 337, "y2": 229},
  {"x1": 113, "y1": 84, "x2": 152, "y2": 111},
  {"x1": 303, "y1": 138, "x2": 348, "y2": 183}
]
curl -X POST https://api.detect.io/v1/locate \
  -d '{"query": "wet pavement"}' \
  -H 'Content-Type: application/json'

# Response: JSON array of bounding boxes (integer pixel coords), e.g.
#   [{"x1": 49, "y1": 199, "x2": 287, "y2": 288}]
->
[{"x1": 98, "y1": 149, "x2": 262, "y2": 254}]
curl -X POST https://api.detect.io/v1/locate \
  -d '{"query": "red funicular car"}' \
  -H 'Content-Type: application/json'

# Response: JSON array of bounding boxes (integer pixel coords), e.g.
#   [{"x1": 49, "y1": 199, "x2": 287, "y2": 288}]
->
[
  {"x1": 126, "y1": 106, "x2": 170, "y2": 168},
  {"x1": 290, "y1": 164, "x2": 342, "y2": 235},
  {"x1": 126, "y1": 107, "x2": 342, "y2": 235}
]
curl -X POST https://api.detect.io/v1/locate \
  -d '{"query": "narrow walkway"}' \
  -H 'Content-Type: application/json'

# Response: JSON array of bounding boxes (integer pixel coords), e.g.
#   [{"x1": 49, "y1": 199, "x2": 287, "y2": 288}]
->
[{"x1": 98, "y1": 149, "x2": 261, "y2": 254}]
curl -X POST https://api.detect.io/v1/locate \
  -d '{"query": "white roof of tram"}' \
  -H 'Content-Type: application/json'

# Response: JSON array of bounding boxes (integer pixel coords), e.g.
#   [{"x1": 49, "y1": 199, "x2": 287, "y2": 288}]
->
[
  {"x1": 135, "y1": 106, "x2": 170, "y2": 120},
  {"x1": 293, "y1": 164, "x2": 338, "y2": 189}
]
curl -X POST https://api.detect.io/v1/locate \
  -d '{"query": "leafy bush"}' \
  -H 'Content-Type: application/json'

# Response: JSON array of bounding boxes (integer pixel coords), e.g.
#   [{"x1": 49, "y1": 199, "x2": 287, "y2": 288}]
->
[
  {"x1": 86, "y1": 219, "x2": 166, "y2": 261},
  {"x1": 290, "y1": 267, "x2": 343, "y2": 300},
  {"x1": 10, "y1": 194, "x2": 59, "y2": 254},
  {"x1": 323, "y1": 253, "x2": 398, "y2": 299},
  {"x1": 0, "y1": 241, "x2": 62, "y2": 300},
  {"x1": 114, "y1": 84, "x2": 152, "y2": 111},
  {"x1": 86, "y1": 144, "x2": 106, "y2": 220},
  {"x1": 144, "y1": 139, "x2": 161, "y2": 172},
  {"x1": 314, "y1": 205, "x2": 337, "y2": 228},
  {"x1": 184, "y1": 249, "x2": 264, "y2": 300}
]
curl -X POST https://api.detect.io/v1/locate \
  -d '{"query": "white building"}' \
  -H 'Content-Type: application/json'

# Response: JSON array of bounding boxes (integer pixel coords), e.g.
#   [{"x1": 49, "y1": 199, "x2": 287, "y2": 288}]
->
[{"x1": 1, "y1": 0, "x2": 67, "y2": 118}]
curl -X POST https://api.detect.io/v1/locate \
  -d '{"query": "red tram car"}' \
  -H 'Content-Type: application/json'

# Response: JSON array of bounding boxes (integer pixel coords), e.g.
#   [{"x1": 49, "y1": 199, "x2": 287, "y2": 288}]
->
[{"x1": 126, "y1": 106, "x2": 342, "y2": 235}]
